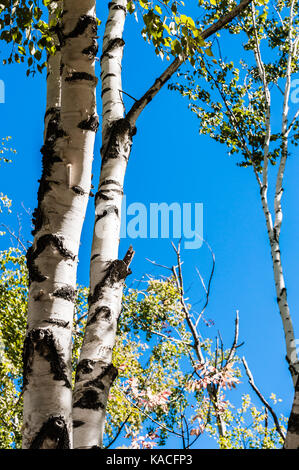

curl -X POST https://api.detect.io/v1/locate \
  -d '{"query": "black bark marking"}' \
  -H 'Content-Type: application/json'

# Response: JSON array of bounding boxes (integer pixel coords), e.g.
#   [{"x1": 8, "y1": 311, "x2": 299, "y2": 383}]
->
[
  {"x1": 286, "y1": 412, "x2": 299, "y2": 435},
  {"x1": 95, "y1": 188, "x2": 123, "y2": 204},
  {"x1": 277, "y1": 287, "x2": 287, "y2": 304},
  {"x1": 101, "y1": 72, "x2": 117, "y2": 81},
  {"x1": 65, "y1": 72, "x2": 98, "y2": 84},
  {"x1": 99, "y1": 179, "x2": 122, "y2": 188},
  {"x1": 82, "y1": 40, "x2": 98, "y2": 59},
  {"x1": 33, "y1": 290, "x2": 44, "y2": 301},
  {"x1": 64, "y1": 15, "x2": 97, "y2": 40},
  {"x1": 44, "y1": 106, "x2": 60, "y2": 121},
  {"x1": 32, "y1": 108, "x2": 66, "y2": 236},
  {"x1": 26, "y1": 246, "x2": 47, "y2": 284},
  {"x1": 44, "y1": 319, "x2": 70, "y2": 328},
  {"x1": 101, "y1": 38, "x2": 125, "y2": 62},
  {"x1": 95, "y1": 191, "x2": 113, "y2": 202},
  {"x1": 52, "y1": 285, "x2": 76, "y2": 303},
  {"x1": 74, "y1": 364, "x2": 118, "y2": 410},
  {"x1": 101, "y1": 118, "x2": 136, "y2": 164},
  {"x1": 73, "y1": 389, "x2": 105, "y2": 410},
  {"x1": 108, "y1": 2, "x2": 127, "y2": 14},
  {"x1": 88, "y1": 259, "x2": 131, "y2": 307},
  {"x1": 76, "y1": 359, "x2": 96, "y2": 377},
  {"x1": 26, "y1": 234, "x2": 76, "y2": 284},
  {"x1": 87, "y1": 306, "x2": 112, "y2": 326},
  {"x1": 84, "y1": 364, "x2": 118, "y2": 390},
  {"x1": 101, "y1": 87, "x2": 111, "y2": 97},
  {"x1": 78, "y1": 114, "x2": 99, "y2": 132},
  {"x1": 51, "y1": 22, "x2": 64, "y2": 50},
  {"x1": 73, "y1": 420, "x2": 85, "y2": 428},
  {"x1": 30, "y1": 416, "x2": 70, "y2": 449},
  {"x1": 23, "y1": 328, "x2": 71, "y2": 390},
  {"x1": 72, "y1": 185, "x2": 86, "y2": 195},
  {"x1": 95, "y1": 205, "x2": 119, "y2": 223},
  {"x1": 84, "y1": 376, "x2": 105, "y2": 391},
  {"x1": 91, "y1": 253, "x2": 101, "y2": 262}
]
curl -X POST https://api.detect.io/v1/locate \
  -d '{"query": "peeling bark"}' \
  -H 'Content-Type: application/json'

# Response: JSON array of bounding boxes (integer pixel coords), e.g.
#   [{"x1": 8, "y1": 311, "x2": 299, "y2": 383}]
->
[{"x1": 23, "y1": 0, "x2": 99, "y2": 448}]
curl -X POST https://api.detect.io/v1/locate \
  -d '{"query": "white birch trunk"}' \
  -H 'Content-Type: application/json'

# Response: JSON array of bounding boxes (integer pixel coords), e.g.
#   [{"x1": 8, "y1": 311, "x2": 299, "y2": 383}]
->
[
  {"x1": 251, "y1": 0, "x2": 299, "y2": 446},
  {"x1": 22, "y1": 0, "x2": 98, "y2": 448},
  {"x1": 72, "y1": 0, "x2": 135, "y2": 449},
  {"x1": 72, "y1": 0, "x2": 256, "y2": 448}
]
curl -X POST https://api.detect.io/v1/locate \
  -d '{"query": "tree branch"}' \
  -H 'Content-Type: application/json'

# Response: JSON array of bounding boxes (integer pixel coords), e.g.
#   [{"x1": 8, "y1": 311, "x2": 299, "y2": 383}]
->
[
  {"x1": 126, "y1": 0, "x2": 253, "y2": 126},
  {"x1": 242, "y1": 357, "x2": 286, "y2": 441}
]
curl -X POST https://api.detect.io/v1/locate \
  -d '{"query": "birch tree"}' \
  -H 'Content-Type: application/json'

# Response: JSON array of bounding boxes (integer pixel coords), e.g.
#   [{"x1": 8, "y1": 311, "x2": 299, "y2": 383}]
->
[
  {"x1": 0, "y1": 0, "x2": 252, "y2": 448},
  {"x1": 170, "y1": 0, "x2": 299, "y2": 448},
  {"x1": 72, "y1": 0, "x2": 253, "y2": 449},
  {"x1": 22, "y1": 0, "x2": 99, "y2": 448}
]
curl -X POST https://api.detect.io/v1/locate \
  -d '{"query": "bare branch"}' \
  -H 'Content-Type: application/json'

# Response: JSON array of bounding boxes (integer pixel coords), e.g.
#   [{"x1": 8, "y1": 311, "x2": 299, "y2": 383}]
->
[
  {"x1": 116, "y1": 385, "x2": 184, "y2": 438},
  {"x1": 225, "y1": 311, "x2": 240, "y2": 365},
  {"x1": 104, "y1": 414, "x2": 132, "y2": 449},
  {"x1": 242, "y1": 357, "x2": 286, "y2": 441},
  {"x1": 0, "y1": 223, "x2": 27, "y2": 253}
]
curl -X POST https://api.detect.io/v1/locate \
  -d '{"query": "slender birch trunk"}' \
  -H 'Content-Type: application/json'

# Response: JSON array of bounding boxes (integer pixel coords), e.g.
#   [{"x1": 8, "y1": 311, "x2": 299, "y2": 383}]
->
[
  {"x1": 72, "y1": 0, "x2": 254, "y2": 448},
  {"x1": 251, "y1": 2, "x2": 299, "y2": 385},
  {"x1": 22, "y1": 0, "x2": 98, "y2": 448},
  {"x1": 72, "y1": 0, "x2": 136, "y2": 449},
  {"x1": 251, "y1": 1, "x2": 299, "y2": 447}
]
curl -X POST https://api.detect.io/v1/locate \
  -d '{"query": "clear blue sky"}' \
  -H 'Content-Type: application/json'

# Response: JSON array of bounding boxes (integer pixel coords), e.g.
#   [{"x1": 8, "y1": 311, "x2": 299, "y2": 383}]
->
[{"x1": 0, "y1": 3, "x2": 298, "y2": 448}]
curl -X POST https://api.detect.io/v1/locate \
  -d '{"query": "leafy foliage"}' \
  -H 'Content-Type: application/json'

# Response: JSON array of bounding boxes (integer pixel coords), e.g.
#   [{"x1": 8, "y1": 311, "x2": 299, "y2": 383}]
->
[
  {"x1": 0, "y1": 137, "x2": 16, "y2": 214},
  {"x1": 0, "y1": 0, "x2": 62, "y2": 75},
  {"x1": 127, "y1": 0, "x2": 216, "y2": 63},
  {"x1": 169, "y1": 0, "x2": 299, "y2": 170},
  {"x1": 0, "y1": 249, "x2": 286, "y2": 448},
  {"x1": 0, "y1": 249, "x2": 27, "y2": 448}
]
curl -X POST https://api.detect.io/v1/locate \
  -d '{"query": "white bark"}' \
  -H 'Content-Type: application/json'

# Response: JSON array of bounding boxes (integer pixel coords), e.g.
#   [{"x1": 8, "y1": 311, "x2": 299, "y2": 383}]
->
[
  {"x1": 72, "y1": 0, "x2": 133, "y2": 449},
  {"x1": 279, "y1": 0, "x2": 299, "y2": 447},
  {"x1": 251, "y1": 2, "x2": 299, "y2": 389},
  {"x1": 72, "y1": 0, "x2": 256, "y2": 448},
  {"x1": 23, "y1": 0, "x2": 98, "y2": 449}
]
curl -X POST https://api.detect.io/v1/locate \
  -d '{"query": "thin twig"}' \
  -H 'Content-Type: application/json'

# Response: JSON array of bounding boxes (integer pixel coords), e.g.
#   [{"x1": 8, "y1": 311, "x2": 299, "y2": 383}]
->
[
  {"x1": 116, "y1": 385, "x2": 183, "y2": 438},
  {"x1": 104, "y1": 413, "x2": 132, "y2": 449}
]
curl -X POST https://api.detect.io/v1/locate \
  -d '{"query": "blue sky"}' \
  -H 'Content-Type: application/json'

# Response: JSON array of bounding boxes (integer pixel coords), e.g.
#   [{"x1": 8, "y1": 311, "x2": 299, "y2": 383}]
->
[{"x1": 0, "y1": 2, "x2": 298, "y2": 448}]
